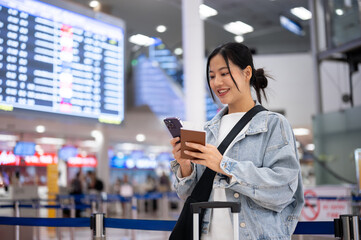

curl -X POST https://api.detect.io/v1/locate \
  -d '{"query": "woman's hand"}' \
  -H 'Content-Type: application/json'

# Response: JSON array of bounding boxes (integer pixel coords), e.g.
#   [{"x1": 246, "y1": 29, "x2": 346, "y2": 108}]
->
[
  {"x1": 184, "y1": 142, "x2": 231, "y2": 177},
  {"x1": 170, "y1": 137, "x2": 192, "y2": 177}
]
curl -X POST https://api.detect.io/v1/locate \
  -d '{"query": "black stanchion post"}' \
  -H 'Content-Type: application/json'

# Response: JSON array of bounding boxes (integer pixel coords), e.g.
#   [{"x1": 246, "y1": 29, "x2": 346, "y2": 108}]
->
[
  {"x1": 90, "y1": 213, "x2": 106, "y2": 240},
  {"x1": 334, "y1": 215, "x2": 360, "y2": 240},
  {"x1": 14, "y1": 200, "x2": 19, "y2": 240},
  {"x1": 35, "y1": 199, "x2": 40, "y2": 240},
  {"x1": 131, "y1": 196, "x2": 137, "y2": 240},
  {"x1": 70, "y1": 197, "x2": 75, "y2": 240}
]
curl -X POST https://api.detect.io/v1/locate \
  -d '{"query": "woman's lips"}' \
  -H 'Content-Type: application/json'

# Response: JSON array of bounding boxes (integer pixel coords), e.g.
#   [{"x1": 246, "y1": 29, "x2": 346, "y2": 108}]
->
[{"x1": 217, "y1": 89, "x2": 229, "y2": 97}]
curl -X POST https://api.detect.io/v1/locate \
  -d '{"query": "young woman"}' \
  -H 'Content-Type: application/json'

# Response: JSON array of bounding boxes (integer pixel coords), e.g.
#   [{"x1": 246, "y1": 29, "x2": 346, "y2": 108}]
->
[{"x1": 170, "y1": 42, "x2": 304, "y2": 239}]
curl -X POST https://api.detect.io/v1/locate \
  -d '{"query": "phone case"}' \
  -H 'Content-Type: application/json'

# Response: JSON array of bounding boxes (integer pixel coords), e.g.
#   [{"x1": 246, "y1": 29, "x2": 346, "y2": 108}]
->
[
  {"x1": 163, "y1": 117, "x2": 183, "y2": 138},
  {"x1": 180, "y1": 128, "x2": 206, "y2": 159}
]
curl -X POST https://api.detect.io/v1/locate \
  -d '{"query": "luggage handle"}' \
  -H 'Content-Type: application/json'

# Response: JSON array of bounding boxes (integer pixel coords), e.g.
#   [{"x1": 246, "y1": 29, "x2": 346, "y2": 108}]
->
[
  {"x1": 191, "y1": 201, "x2": 241, "y2": 240},
  {"x1": 191, "y1": 201, "x2": 241, "y2": 213}
]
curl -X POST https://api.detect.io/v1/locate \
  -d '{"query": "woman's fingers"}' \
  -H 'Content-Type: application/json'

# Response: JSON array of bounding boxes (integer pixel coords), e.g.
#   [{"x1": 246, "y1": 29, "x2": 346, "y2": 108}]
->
[
  {"x1": 185, "y1": 142, "x2": 207, "y2": 152},
  {"x1": 170, "y1": 137, "x2": 180, "y2": 146},
  {"x1": 184, "y1": 150, "x2": 204, "y2": 160}
]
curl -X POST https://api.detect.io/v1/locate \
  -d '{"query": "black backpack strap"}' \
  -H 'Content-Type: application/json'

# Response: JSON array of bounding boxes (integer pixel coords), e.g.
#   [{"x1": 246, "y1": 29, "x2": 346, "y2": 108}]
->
[{"x1": 191, "y1": 105, "x2": 267, "y2": 200}]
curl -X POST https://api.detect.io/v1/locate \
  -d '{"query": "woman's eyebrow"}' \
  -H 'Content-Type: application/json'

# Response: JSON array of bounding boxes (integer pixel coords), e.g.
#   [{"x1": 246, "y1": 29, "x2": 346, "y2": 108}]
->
[
  {"x1": 218, "y1": 67, "x2": 228, "y2": 71},
  {"x1": 209, "y1": 66, "x2": 228, "y2": 73}
]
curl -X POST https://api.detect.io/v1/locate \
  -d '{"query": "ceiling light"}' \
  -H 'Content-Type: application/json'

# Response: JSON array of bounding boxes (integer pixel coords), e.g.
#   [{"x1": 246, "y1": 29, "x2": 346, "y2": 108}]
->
[
  {"x1": 199, "y1": 4, "x2": 218, "y2": 20},
  {"x1": 293, "y1": 128, "x2": 310, "y2": 136},
  {"x1": 116, "y1": 143, "x2": 142, "y2": 151},
  {"x1": 305, "y1": 143, "x2": 315, "y2": 151},
  {"x1": 89, "y1": 0, "x2": 100, "y2": 8},
  {"x1": 91, "y1": 130, "x2": 102, "y2": 138},
  {"x1": 174, "y1": 47, "x2": 183, "y2": 55},
  {"x1": 80, "y1": 140, "x2": 98, "y2": 148},
  {"x1": 291, "y1": 7, "x2": 312, "y2": 20},
  {"x1": 129, "y1": 34, "x2": 155, "y2": 46},
  {"x1": 0, "y1": 134, "x2": 18, "y2": 141},
  {"x1": 223, "y1": 21, "x2": 254, "y2": 35},
  {"x1": 36, "y1": 125, "x2": 45, "y2": 133},
  {"x1": 234, "y1": 35, "x2": 244, "y2": 43},
  {"x1": 335, "y1": 9, "x2": 344, "y2": 16},
  {"x1": 36, "y1": 137, "x2": 65, "y2": 145},
  {"x1": 136, "y1": 134, "x2": 146, "y2": 142},
  {"x1": 156, "y1": 25, "x2": 167, "y2": 33}
]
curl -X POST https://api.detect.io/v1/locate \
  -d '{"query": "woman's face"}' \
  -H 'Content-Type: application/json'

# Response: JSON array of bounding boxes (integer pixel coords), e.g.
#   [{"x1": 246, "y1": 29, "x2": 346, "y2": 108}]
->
[{"x1": 209, "y1": 54, "x2": 252, "y2": 112}]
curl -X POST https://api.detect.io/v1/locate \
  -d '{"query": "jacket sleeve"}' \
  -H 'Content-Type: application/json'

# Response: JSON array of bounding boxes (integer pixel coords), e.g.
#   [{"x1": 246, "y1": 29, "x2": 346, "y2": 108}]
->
[
  {"x1": 220, "y1": 115, "x2": 301, "y2": 212},
  {"x1": 170, "y1": 160, "x2": 198, "y2": 200}
]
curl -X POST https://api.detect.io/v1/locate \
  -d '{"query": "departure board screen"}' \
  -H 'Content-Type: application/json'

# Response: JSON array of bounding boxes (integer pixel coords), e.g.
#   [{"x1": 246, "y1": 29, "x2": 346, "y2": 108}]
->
[{"x1": 0, "y1": 0, "x2": 125, "y2": 124}]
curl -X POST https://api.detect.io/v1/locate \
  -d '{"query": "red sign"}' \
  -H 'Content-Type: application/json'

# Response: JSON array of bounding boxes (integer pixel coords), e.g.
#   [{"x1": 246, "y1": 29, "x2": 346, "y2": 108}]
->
[
  {"x1": 24, "y1": 153, "x2": 58, "y2": 166},
  {"x1": 301, "y1": 190, "x2": 321, "y2": 221},
  {"x1": 0, "y1": 151, "x2": 57, "y2": 166},
  {"x1": 67, "y1": 155, "x2": 97, "y2": 167},
  {"x1": 0, "y1": 151, "x2": 20, "y2": 165}
]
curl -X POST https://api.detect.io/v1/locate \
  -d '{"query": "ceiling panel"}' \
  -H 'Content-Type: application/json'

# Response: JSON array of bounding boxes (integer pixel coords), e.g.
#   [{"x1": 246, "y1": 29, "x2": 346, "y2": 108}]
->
[{"x1": 70, "y1": 0, "x2": 311, "y2": 54}]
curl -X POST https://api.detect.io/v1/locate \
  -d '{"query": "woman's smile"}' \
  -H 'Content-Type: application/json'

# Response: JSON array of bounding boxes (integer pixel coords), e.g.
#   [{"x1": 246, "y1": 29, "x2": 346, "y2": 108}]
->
[{"x1": 217, "y1": 88, "x2": 230, "y2": 97}]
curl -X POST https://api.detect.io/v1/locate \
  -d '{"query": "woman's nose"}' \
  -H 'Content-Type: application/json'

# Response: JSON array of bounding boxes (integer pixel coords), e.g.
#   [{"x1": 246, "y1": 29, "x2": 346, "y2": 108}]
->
[{"x1": 213, "y1": 75, "x2": 222, "y2": 86}]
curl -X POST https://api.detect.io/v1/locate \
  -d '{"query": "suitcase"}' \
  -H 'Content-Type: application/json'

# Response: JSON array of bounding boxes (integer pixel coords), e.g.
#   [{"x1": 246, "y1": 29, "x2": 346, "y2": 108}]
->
[{"x1": 191, "y1": 201, "x2": 241, "y2": 240}]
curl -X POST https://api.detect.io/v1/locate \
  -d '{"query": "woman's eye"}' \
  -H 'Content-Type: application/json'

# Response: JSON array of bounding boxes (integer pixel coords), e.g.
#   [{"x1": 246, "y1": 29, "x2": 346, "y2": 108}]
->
[
  {"x1": 209, "y1": 75, "x2": 215, "y2": 79},
  {"x1": 221, "y1": 72, "x2": 229, "y2": 76}
]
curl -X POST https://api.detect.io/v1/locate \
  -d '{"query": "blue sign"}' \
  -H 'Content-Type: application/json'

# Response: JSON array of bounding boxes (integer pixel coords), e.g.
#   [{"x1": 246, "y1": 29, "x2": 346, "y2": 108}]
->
[{"x1": 280, "y1": 15, "x2": 304, "y2": 36}]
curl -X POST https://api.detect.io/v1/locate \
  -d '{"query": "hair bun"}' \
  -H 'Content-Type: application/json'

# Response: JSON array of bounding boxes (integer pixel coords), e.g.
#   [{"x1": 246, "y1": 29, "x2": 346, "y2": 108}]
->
[{"x1": 255, "y1": 68, "x2": 268, "y2": 89}]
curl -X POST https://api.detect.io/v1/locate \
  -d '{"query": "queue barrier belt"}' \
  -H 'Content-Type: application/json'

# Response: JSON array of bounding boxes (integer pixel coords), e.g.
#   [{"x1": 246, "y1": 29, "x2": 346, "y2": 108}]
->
[
  {"x1": 0, "y1": 217, "x2": 334, "y2": 234},
  {"x1": 0, "y1": 217, "x2": 89, "y2": 227},
  {"x1": 0, "y1": 204, "x2": 91, "y2": 210}
]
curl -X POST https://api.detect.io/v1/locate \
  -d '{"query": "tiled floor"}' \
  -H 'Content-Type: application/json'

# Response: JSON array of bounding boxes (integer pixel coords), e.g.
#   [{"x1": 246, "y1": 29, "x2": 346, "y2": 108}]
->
[{"x1": 0, "y1": 226, "x2": 336, "y2": 240}]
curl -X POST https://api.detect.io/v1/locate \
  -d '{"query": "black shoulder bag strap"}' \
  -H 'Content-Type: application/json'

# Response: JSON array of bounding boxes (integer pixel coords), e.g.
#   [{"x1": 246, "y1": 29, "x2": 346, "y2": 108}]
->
[{"x1": 169, "y1": 104, "x2": 267, "y2": 240}]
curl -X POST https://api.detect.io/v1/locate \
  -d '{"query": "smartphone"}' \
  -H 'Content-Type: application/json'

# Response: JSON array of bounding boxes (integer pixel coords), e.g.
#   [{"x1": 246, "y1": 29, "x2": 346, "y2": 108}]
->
[
  {"x1": 163, "y1": 117, "x2": 183, "y2": 138},
  {"x1": 180, "y1": 128, "x2": 206, "y2": 159}
]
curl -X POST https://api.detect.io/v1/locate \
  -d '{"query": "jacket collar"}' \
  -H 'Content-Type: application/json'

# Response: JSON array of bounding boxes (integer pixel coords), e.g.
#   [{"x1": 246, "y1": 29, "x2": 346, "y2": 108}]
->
[{"x1": 204, "y1": 101, "x2": 268, "y2": 135}]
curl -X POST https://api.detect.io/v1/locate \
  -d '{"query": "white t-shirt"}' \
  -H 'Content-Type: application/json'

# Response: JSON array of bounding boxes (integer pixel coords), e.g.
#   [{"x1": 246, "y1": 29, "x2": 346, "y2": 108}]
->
[{"x1": 203, "y1": 112, "x2": 249, "y2": 240}]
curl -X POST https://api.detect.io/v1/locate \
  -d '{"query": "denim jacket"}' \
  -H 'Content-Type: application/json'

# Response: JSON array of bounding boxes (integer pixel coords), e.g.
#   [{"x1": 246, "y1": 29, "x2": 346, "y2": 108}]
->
[{"x1": 171, "y1": 105, "x2": 304, "y2": 240}]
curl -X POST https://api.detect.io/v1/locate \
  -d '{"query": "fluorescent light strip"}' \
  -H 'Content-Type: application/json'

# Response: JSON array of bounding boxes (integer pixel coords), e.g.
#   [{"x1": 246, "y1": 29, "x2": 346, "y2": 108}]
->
[
  {"x1": 129, "y1": 34, "x2": 155, "y2": 46},
  {"x1": 223, "y1": 21, "x2": 254, "y2": 35},
  {"x1": 199, "y1": 4, "x2": 218, "y2": 19},
  {"x1": 291, "y1": 7, "x2": 312, "y2": 20},
  {"x1": 36, "y1": 137, "x2": 65, "y2": 145},
  {"x1": 293, "y1": 128, "x2": 310, "y2": 136},
  {"x1": 0, "y1": 134, "x2": 18, "y2": 141}
]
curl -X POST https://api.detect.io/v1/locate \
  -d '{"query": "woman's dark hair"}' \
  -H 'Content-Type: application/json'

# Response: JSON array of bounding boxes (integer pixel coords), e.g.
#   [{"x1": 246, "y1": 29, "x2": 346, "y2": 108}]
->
[{"x1": 206, "y1": 42, "x2": 269, "y2": 104}]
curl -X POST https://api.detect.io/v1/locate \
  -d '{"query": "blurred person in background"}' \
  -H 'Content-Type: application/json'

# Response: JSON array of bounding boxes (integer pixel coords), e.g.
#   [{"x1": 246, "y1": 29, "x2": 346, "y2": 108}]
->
[
  {"x1": 11, "y1": 170, "x2": 22, "y2": 187},
  {"x1": 158, "y1": 171, "x2": 171, "y2": 193},
  {"x1": 87, "y1": 170, "x2": 104, "y2": 194},
  {"x1": 69, "y1": 171, "x2": 84, "y2": 217},
  {"x1": 0, "y1": 171, "x2": 9, "y2": 192},
  {"x1": 120, "y1": 174, "x2": 133, "y2": 217},
  {"x1": 144, "y1": 174, "x2": 157, "y2": 212}
]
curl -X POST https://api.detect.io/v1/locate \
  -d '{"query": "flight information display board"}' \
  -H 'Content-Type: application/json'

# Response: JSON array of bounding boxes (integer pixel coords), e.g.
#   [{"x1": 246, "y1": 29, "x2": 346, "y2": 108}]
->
[{"x1": 0, "y1": 0, "x2": 125, "y2": 124}]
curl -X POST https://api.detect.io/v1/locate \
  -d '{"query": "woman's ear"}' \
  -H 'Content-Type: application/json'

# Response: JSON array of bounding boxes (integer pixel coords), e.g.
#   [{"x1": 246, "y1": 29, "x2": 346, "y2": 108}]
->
[{"x1": 245, "y1": 65, "x2": 252, "y2": 82}]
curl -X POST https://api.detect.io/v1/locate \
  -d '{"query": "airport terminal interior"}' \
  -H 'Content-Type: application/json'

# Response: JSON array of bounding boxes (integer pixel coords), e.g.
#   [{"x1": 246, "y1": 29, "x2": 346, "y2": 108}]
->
[{"x1": 0, "y1": 0, "x2": 361, "y2": 239}]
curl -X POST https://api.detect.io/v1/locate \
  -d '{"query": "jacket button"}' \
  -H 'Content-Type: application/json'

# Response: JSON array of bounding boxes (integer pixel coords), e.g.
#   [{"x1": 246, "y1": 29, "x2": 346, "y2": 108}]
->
[
  {"x1": 233, "y1": 193, "x2": 240, "y2": 198},
  {"x1": 240, "y1": 222, "x2": 246, "y2": 228}
]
